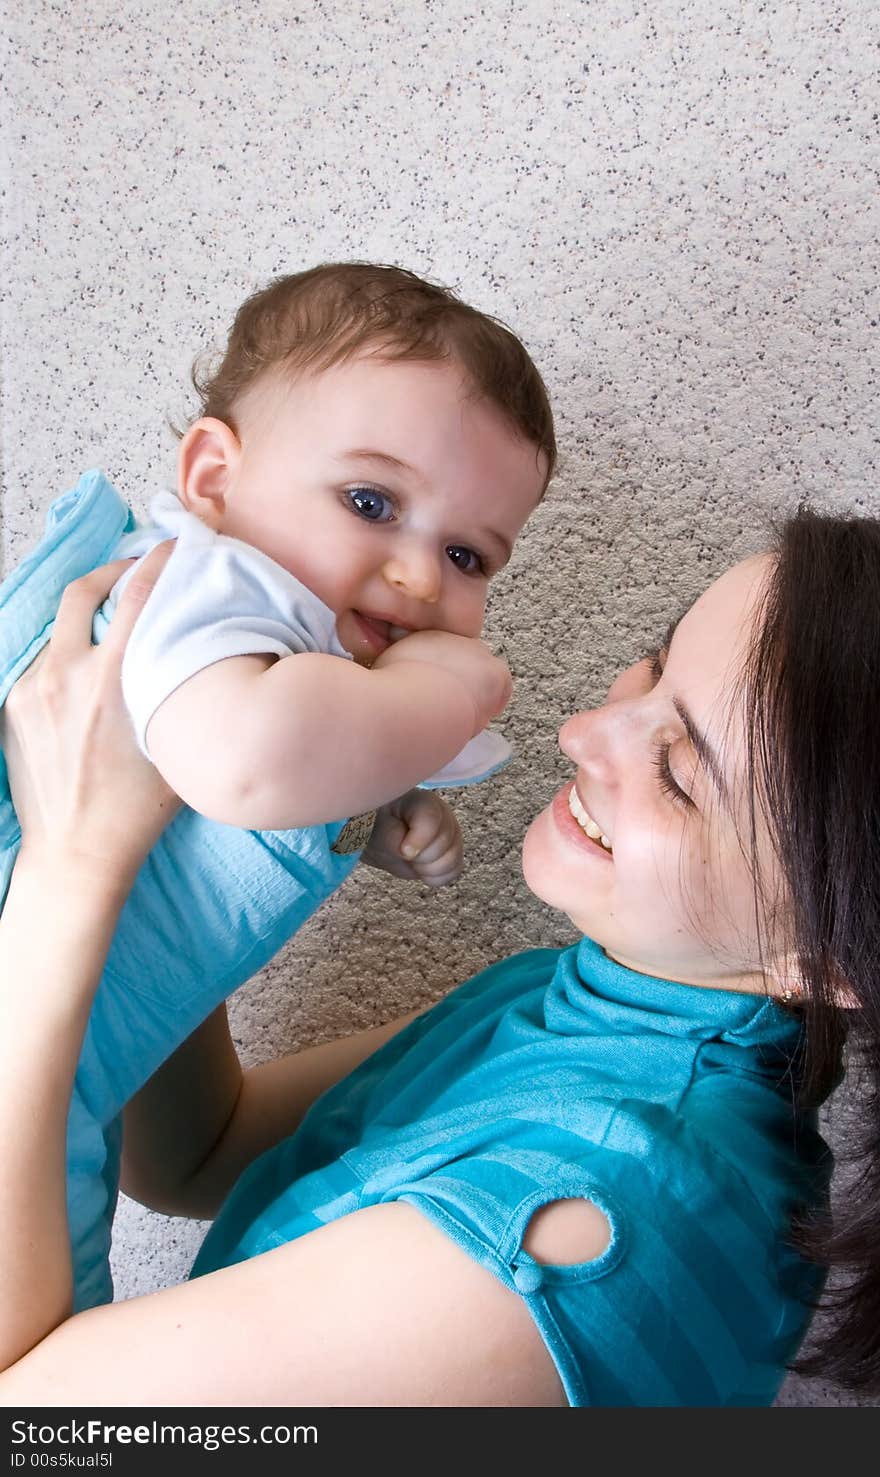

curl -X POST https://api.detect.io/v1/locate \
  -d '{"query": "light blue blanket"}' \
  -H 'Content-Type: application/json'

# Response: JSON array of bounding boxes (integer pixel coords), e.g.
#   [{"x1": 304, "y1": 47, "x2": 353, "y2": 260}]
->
[{"x1": 0, "y1": 472, "x2": 360, "y2": 1307}]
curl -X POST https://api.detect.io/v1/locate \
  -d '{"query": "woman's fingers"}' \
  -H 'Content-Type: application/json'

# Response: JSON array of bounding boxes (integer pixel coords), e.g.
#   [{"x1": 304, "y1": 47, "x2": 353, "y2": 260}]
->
[
  {"x1": 101, "y1": 542, "x2": 174, "y2": 662},
  {"x1": 47, "y1": 542, "x2": 173, "y2": 666},
  {"x1": 4, "y1": 542, "x2": 179, "y2": 883},
  {"x1": 47, "y1": 560, "x2": 139, "y2": 662}
]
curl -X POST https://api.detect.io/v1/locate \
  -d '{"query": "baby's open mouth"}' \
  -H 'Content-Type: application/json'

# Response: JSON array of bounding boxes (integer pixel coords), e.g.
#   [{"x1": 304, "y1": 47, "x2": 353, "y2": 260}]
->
[
  {"x1": 568, "y1": 786, "x2": 613, "y2": 853},
  {"x1": 356, "y1": 613, "x2": 392, "y2": 643},
  {"x1": 355, "y1": 612, "x2": 412, "y2": 645}
]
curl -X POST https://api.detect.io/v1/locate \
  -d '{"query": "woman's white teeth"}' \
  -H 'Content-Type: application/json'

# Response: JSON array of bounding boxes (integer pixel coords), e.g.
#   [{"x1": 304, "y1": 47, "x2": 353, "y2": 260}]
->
[{"x1": 568, "y1": 786, "x2": 612, "y2": 851}]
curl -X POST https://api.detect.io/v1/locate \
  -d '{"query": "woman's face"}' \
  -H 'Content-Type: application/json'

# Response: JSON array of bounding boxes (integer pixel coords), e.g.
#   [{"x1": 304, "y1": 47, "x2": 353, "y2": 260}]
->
[{"x1": 522, "y1": 555, "x2": 785, "y2": 991}]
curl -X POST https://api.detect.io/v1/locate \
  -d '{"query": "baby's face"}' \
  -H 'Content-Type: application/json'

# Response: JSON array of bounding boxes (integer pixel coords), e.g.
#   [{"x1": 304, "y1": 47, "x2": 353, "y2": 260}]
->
[{"x1": 191, "y1": 355, "x2": 547, "y2": 662}]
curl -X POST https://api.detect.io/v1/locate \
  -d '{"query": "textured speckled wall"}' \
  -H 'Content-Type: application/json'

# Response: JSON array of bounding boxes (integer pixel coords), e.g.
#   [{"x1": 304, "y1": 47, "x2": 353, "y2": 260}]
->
[{"x1": 2, "y1": 0, "x2": 878, "y2": 1405}]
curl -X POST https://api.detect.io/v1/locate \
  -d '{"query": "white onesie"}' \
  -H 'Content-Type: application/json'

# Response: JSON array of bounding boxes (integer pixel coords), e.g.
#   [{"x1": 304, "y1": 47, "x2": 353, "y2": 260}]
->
[{"x1": 106, "y1": 492, "x2": 511, "y2": 788}]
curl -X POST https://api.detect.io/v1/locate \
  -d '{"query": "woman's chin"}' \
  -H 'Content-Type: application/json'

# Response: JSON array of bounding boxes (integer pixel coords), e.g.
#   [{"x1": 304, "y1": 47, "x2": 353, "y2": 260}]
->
[
  {"x1": 520, "y1": 812, "x2": 553, "y2": 902},
  {"x1": 521, "y1": 811, "x2": 594, "y2": 934},
  {"x1": 523, "y1": 806, "x2": 636, "y2": 956}
]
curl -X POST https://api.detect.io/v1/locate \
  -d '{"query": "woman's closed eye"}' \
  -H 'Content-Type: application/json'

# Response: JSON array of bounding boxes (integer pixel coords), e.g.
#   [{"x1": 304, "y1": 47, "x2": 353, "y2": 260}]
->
[
  {"x1": 346, "y1": 485, "x2": 395, "y2": 522},
  {"x1": 652, "y1": 739, "x2": 696, "y2": 810},
  {"x1": 646, "y1": 651, "x2": 697, "y2": 809},
  {"x1": 647, "y1": 648, "x2": 665, "y2": 683}
]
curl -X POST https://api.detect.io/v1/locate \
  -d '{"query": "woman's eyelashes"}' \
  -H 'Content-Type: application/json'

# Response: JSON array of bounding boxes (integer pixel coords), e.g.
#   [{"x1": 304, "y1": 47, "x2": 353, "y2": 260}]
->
[
  {"x1": 647, "y1": 648, "x2": 665, "y2": 682},
  {"x1": 644, "y1": 648, "x2": 696, "y2": 810},
  {"x1": 652, "y1": 739, "x2": 695, "y2": 810}
]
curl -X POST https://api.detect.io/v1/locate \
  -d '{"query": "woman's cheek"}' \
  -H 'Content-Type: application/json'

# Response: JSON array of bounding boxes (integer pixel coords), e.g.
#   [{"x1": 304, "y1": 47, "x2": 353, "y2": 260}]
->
[{"x1": 624, "y1": 819, "x2": 689, "y2": 919}]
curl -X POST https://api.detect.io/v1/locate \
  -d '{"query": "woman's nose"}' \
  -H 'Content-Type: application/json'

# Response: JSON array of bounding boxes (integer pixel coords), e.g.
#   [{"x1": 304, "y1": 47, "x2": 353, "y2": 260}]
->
[
  {"x1": 382, "y1": 546, "x2": 442, "y2": 604},
  {"x1": 558, "y1": 706, "x2": 622, "y2": 784},
  {"x1": 561, "y1": 659, "x2": 654, "y2": 765}
]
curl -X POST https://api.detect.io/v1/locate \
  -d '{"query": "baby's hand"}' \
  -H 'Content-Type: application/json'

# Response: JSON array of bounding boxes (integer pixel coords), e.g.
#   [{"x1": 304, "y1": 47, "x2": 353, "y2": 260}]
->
[
  {"x1": 374, "y1": 630, "x2": 512, "y2": 735},
  {"x1": 363, "y1": 790, "x2": 463, "y2": 888}
]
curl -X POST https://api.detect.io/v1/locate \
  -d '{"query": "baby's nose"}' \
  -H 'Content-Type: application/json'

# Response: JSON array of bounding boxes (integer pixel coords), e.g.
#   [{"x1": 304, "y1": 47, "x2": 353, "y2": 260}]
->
[{"x1": 382, "y1": 547, "x2": 442, "y2": 603}]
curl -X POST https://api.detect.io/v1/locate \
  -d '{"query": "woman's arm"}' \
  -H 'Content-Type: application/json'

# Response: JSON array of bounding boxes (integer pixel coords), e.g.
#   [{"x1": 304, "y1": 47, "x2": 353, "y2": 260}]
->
[
  {"x1": 121, "y1": 1004, "x2": 419, "y2": 1219},
  {"x1": 0, "y1": 547, "x2": 178, "y2": 1369},
  {"x1": 0, "y1": 549, "x2": 573, "y2": 1406},
  {"x1": 0, "y1": 861, "x2": 128, "y2": 1367},
  {"x1": 0, "y1": 1202, "x2": 567, "y2": 1407}
]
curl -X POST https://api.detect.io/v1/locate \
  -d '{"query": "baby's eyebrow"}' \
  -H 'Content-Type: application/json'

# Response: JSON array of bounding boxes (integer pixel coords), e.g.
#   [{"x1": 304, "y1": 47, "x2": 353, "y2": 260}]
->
[
  {"x1": 339, "y1": 448, "x2": 513, "y2": 565},
  {"x1": 339, "y1": 448, "x2": 419, "y2": 477}
]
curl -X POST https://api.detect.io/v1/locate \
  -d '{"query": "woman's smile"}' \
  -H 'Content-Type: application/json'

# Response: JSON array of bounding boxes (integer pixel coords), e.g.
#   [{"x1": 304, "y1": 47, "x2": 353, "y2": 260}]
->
[
  {"x1": 568, "y1": 784, "x2": 613, "y2": 852},
  {"x1": 548, "y1": 783, "x2": 614, "y2": 863}
]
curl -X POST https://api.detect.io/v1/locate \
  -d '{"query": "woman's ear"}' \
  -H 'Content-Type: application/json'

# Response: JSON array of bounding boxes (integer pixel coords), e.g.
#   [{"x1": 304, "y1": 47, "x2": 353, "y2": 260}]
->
[
  {"x1": 765, "y1": 953, "x2": 806, "y2": 1005},
  {"x1": 177, "y1": 418, "x2": 242, "y2": 528},
  {"x1": 767, "y1": 951, "x2": 859, "y2": 1009}
]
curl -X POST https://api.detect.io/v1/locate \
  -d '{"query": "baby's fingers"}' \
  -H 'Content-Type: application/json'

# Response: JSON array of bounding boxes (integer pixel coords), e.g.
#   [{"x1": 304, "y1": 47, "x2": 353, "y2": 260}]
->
[
  {"x1": 411, "y1": 839, "x2": 465, "y2": 888},
  {"x1": 399, "y1": 793, "x2": 452, "y2": 860}
]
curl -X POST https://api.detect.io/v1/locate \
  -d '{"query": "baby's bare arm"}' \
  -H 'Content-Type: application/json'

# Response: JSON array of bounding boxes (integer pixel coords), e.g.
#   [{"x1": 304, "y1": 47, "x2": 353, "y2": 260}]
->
[{"x1": 145, "y1": 639, "x2": 505, "y2": 828}]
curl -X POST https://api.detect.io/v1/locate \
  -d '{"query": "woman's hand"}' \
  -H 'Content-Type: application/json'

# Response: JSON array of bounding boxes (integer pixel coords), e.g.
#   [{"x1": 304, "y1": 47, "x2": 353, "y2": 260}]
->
[{"x1": 2, "y1": 543, "x2": 179, "y2": 900}]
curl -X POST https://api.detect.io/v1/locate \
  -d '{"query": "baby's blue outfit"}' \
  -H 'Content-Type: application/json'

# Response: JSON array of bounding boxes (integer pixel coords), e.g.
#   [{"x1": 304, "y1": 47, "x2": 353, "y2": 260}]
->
[
  {"x1": 193, "y1": 939, "x2": 831, "y2": 1406},
  {"x1": 0, "y1": 472, "x2": 360, "y2": 1309}
]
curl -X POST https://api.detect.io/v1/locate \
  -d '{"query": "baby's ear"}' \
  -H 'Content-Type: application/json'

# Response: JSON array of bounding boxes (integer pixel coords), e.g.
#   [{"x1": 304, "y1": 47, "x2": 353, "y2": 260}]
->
[{"x1": 177, "y1": 417, "x2": 241, "y2": 528}]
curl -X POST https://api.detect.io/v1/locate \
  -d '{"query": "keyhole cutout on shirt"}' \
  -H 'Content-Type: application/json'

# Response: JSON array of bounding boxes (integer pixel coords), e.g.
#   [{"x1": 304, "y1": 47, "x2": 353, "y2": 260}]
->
[{"x1": 522, "y1": 1197, "x2": 612, "y2": 1266}]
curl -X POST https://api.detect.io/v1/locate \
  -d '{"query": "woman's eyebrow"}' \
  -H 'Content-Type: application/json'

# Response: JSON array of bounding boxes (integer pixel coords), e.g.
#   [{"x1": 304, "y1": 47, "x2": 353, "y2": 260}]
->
[
  {"x1": 660, "y1": 594, "x2": 729, "y2": 807},
  {"x1": 671, "y1": 696, "x2": 730, "y2": 806}
]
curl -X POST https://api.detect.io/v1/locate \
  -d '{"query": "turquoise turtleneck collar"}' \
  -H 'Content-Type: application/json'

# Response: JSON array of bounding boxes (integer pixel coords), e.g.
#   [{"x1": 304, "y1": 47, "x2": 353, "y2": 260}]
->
[{"x1": 545, "y1": 936, "x2": 804, "y2": 1056}]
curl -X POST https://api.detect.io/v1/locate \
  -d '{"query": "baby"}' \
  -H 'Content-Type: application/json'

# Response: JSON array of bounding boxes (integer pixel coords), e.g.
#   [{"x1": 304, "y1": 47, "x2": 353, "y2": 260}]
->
[
  {"x1": 107, "y1": 263, "x2": 553, "y2": 880},
  {"x1": 0, "y1": 262, "x2": 555, "y2": 1308}
]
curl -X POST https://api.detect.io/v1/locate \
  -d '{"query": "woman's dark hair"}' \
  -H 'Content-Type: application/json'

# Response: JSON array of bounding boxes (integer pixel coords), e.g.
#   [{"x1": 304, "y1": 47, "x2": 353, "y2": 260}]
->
[{"x1": 741, "y1": 506, "x2": 880, "y2": 1390}]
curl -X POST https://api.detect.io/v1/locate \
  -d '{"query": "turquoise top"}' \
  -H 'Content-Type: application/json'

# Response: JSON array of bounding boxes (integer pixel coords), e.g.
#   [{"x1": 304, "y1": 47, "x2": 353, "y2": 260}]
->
[
  {"x1": 0, "y1": 473, "x2": 360, "y2": 1309},
  {"x1": 193, "y1": 939, "x2": 831, "y2": 1407}
]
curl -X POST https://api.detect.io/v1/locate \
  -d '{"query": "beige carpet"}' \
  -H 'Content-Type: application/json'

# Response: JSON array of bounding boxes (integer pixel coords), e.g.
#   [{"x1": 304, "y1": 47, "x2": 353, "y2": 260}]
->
[{"x1": 3, "y1": 0, "x2": 878, "y2": 1407}]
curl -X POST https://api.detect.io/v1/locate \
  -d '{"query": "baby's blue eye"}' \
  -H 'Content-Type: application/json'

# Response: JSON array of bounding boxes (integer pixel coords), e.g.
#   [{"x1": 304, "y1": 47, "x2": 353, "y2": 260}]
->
[
  {"x1": 348, "y1": 486, "x2": 394, "y2": 521},
  {"x1": 446, "y1": 544, "x2": 484, "y2": 576}
]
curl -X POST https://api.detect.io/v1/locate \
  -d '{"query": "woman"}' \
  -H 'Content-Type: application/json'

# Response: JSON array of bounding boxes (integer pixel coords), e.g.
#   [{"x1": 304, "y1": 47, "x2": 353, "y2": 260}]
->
[{"x1": 0, "y1": 510, "x2": 875, "y2": 1405}]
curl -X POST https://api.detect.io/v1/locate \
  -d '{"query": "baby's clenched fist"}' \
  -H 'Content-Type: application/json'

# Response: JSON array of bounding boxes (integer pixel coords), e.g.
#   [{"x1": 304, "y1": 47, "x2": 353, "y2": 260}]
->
[{"x1": 363, "y1": 789, "x2": 464, "y2": 887}]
